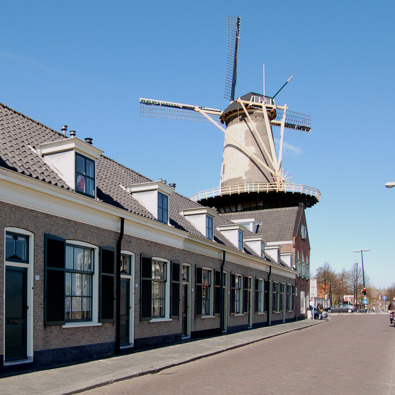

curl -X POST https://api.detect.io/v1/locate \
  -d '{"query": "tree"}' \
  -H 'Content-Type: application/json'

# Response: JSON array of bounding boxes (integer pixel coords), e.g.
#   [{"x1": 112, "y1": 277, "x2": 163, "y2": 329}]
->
[{"x1": 315, "y1": 262, "x2": 337, "y2": 306}]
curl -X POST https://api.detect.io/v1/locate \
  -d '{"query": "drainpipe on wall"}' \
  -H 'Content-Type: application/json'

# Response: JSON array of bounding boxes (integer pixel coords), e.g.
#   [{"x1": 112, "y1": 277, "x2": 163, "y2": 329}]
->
[
  {"x1": 220, "y1": 250, "x2": 226, "y2": 334},
  {"x1": 268, "y1": 265, "x2": 272, "y2": 326},
  {"x1": 115, "y1": 217, "x2": 125, "y2": 355}
]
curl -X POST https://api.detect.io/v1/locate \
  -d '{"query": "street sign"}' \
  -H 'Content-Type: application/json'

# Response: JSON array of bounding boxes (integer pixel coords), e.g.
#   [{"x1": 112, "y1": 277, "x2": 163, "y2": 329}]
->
[
  {"x1": 362, "y1": 299, "x2": 369, "y2": 305},
  {"x1": 383, "y1": 296, "x2": 388, "y2": 301}
]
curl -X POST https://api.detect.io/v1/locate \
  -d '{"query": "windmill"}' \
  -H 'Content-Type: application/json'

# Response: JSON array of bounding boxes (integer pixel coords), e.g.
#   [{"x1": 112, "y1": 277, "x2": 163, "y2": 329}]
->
[{"x1": 140, "y1": 16, "x2": 320, "y2": 212}]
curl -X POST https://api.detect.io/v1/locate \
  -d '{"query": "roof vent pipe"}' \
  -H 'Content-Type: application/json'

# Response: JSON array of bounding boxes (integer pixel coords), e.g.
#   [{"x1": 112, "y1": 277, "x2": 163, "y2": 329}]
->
[
  {"x1": 61, "y1": 125, "x2": 68, "y2": 136},
  {"x1": 169, "y1": 183, "x2": 176, "y2": 189},
  {"x1": 69, "y1": 130, "x2": 76, "y2": 137},
  {"x1": 85, "y1": 137, "x2": 93, "y2": 145}
]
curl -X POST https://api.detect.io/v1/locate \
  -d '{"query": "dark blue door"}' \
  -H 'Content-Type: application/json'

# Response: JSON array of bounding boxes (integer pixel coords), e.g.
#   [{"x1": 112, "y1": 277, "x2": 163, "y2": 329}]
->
[{"x1": 5, "y1": 267, "x2": 27, "y2": 361}]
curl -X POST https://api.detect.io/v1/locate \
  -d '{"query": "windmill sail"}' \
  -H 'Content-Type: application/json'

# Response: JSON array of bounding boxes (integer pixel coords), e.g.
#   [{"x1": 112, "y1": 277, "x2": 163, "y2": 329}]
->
[
  {"x1": 139, "y1": 98, "x2": 221, "y2": 123},
  {"x1": 224, "y1": 16, "x2": 241, "y2": 102}
]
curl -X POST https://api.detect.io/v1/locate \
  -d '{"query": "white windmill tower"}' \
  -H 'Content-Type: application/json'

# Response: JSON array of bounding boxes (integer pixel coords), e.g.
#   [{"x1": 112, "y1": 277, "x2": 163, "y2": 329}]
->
[{"x1": 140, "y1": 17, "x2": 320, "y2": 213}]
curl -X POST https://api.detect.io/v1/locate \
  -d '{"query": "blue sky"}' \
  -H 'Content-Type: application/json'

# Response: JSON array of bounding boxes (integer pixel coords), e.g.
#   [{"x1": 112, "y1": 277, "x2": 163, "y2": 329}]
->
[{"x1": 1, "y1": 1, "x2": 394, "y2": 289}]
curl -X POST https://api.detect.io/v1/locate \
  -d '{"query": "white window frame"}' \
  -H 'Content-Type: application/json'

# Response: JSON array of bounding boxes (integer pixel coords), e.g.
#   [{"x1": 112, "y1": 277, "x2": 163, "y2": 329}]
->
[
  {"x1": 150, "y1": 257, "x2": 171, "y2": 321},
  {"x1": 235, "y1": 274, "x2": 243, "y2": 315},
  {"x1": 202, "y1": 268, "x2": 214, "y2": 316},
  {"x1": 62, "y1": 240, "x2": 99, "y2": 328},
  {"x1": 257, "y1": 278, "x2": 264, "y2": 313}
]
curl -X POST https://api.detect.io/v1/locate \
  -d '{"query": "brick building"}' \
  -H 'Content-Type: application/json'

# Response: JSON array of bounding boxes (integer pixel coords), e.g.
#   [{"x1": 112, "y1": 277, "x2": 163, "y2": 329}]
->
[{"x1": 0, "y1": 103, "x2": 297, "y2": 374}]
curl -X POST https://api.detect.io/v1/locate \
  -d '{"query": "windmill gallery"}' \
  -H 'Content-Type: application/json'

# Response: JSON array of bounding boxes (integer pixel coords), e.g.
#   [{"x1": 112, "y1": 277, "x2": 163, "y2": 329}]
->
[{"x1": 0, "y1": 17, "x2": 320, "y2": 374}]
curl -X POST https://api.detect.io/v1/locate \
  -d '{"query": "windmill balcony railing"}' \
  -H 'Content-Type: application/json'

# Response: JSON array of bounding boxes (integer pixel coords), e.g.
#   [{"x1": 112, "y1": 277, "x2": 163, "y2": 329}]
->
[{"x1": 190, "y1": 182, "x2": 321, "y2": 202}]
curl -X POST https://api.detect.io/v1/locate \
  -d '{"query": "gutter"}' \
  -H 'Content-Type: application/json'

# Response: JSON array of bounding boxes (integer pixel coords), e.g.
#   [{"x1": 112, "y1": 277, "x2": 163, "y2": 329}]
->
[
  {"x1": 268, "y1": 265, "x2": 272, "y2": 326},
  {"x1": 115, "y1": 217, "x2": 125, "y2": 354}
]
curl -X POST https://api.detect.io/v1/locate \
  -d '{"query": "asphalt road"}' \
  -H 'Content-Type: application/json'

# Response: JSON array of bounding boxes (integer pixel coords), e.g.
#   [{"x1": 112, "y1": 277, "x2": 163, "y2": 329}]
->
[{"x1": 82, "y1": 314, "x2": 395, "y2": 395}]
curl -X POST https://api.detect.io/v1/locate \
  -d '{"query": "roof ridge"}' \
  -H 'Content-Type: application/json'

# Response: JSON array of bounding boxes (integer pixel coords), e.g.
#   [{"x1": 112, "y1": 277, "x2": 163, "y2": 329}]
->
[{"x1": 0, "y1": 102, "x2": 64, "y2": 139}]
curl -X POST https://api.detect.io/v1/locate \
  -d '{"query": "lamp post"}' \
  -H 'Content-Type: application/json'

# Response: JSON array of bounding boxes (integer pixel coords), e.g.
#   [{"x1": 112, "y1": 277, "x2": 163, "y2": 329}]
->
[{"x1": 353, "y1": 249, "x2": 370, "y2": 290}]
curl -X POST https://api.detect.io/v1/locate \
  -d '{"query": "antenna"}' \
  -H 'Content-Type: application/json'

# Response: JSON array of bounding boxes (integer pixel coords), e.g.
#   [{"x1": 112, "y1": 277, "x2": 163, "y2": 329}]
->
[
  {"x1": 224, "y1": 16, "x2": 241, "y2": 101},
  {"x1": 272, "y1": 76, "x2": 293, "y2": 100}
]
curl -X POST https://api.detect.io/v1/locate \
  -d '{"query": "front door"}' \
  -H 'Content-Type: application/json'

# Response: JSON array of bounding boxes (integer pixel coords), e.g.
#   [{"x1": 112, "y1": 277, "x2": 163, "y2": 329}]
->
[
  {"x1": 5, "y1": 267, "x2": 27, "y2": 361},
  {"x1": 120, "y1": 278, "x2": 130, "y2": 345}
]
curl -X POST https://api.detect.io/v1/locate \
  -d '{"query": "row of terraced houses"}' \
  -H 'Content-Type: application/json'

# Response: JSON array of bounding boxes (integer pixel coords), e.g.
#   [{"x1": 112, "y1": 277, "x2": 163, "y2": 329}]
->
[{"x1": 0, "y1": 103, "x2": 311, "y2": 374}]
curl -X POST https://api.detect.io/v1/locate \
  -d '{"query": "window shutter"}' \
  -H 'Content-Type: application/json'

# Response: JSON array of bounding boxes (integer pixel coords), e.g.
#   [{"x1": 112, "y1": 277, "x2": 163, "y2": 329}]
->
[
  {"x1": 140, "y1": 255, "x2": 152, "y2": 320},
  {"x1": 214, "y1": 271, "x2": 221, "y2": 315},
  {"x1": 195, "y1": 266, "x2": 202, "y2": 316},
  {"x1": 230, "y1": 273, "x2": 235, "y2": 314},
  {"x1": 100, "y1": 247, "x2": 115, "y2": 322},
  {"x1": 264, "y1": 280, "x2": 270, "y2": 313},
  {"x1": 171, "y1": 262, "x2": 180, "y2": 318},
  {"x1": 45, "y1": 234, "x2": 66, "y2": 325}
]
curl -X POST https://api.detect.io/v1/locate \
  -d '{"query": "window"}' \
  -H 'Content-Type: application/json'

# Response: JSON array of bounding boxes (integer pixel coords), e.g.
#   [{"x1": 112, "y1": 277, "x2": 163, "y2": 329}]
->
[
  {"x1": 261, "y1": 241, "x2": 265, "y2": 258},
  {"x1": 120, "y1": 254, "x2": 131, "y2": 275},
  {"x1": 141, "y1": 256, "x2": 178, "y2": 320},
  {"x1": 65, "y1": 244, "x2": 94, "y2": 321},
  {"x1": 202, "y1": 269, "x2": 213, "y2": 315},
  {"x1": 195, "y1": 267, "x2": 213, "y2": 316},
  {"x1": 238, "y1": 230, "x2": 244, "y2": 251},
  {"x1": 6, "y1": 232, "x2": 28, "y2": 263},
  {"x1": 255, "y1": 279, "x2": 264, "y2": 313},
  {"x1": 44, "y1": 235, "x2": 107, "y2": 326},
  {"x1": 158, "y1": 192, "x2": 169, "y2": 224},
  {"x1": 273, "y1": 282, "x2": 280, "y2": 312},
  {"x1": 206, "y1": 215, "x2": 213, "y2": 240},
  {"x1": 152, "y1": 260, "x2": 167, "y2": 318},
  {"x1": 76, "y1": 153, "x2": 95, "y2": 197},
  {"x1": 286, "y1": 284, "x2": 293, "y2": 311},
  {"x1": 235, "y1": 275, "x2": 243, "y2": 314},
  {"x1": 280, "y1": 283, "x2": 285, "y2": 312}
]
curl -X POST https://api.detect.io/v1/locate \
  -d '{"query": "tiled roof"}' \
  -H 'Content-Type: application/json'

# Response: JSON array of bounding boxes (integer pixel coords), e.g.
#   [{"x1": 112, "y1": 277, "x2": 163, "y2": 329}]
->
[
  {"x1": 0, "y1": 103, "x2": 261, "y2": 257},
  {"x1": 220, "y1": 206, "x2": 301, "y2": 242}
]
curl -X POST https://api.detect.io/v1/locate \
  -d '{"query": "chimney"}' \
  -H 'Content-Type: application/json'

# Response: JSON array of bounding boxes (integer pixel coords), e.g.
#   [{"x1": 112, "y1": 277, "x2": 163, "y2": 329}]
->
[
  {"x1": 85, "y1": 137, "x2": 93, "y2": 145},
  {"x1": 169, "y1": 183, "x2": 176, "y2": 189},
  {"x1": 69, "y1": 130, "x2": 76, "y2": 137},
  {"x1": 61, "y1": 125, "x2": 68, "y2": 136}
]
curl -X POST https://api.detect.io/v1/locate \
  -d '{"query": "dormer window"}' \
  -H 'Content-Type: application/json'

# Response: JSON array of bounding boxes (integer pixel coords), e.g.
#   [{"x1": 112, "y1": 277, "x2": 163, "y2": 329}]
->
[
  {"x1": 38, "y1": 136, "x2": 103, "y2": 199},
  {"x1": 244, "y1": 237, "x2": 266, "y2": 257},
  {"x1": 158, "y1": 192, "x2": 169, "y2": 224},
  {"x1": 218, "y1": 224, "x2": 244, "y2": 251},
  {"x1": 76, "y1": 153, "x2": 95, "y2": 197},
  {"x1": 206, "y1": 216, "x2": 214, "y2": 240},
  {"x1": 126, "y1": 181, "x2": 173, "y2": 224},
  {"x1": 182, "y1": 207, "x2": 216, "y2": 240},
  {"x1": 238, "y1": 230, "x2": 244, "y2": 251}
]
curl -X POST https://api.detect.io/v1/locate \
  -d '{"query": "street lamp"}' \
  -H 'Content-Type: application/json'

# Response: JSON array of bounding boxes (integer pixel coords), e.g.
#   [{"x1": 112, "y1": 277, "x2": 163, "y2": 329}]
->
[
  {"x1": 353, "y1": 249, "x2": 370, "y2": 298},
  {"x1": 385, "y1": 182, "x2": 395, "y2": 188}
]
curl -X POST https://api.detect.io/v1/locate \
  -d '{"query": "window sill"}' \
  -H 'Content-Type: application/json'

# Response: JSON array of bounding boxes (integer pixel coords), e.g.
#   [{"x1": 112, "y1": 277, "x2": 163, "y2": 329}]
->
[
  {"x1": 62, "y1": 322, "x2": 102, "y2": 329},
  {"x1": 201, "y1": 315, "x2": 215, "y2": 319},
  {"x1": 149, "y1": 318, "x2": 172, "y2": 323},
  {"x1": 256, "y1": 312, "x2": 266, "y2": 315},
  {"x1": 234, "y1": 313, "x2": 244, "y2": 317}
]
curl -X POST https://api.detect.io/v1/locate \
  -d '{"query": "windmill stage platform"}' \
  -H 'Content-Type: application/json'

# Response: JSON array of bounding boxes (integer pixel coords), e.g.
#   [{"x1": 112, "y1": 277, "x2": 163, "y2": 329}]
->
[{"x1": 190, "y1": 182, "x2": 320, "y2": 213}]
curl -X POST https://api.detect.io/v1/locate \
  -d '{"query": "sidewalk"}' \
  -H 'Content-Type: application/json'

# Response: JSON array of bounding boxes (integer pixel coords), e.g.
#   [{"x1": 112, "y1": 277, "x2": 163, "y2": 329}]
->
[{"x1": 1, "y1": 319, "x2": 326, "y2": 395}]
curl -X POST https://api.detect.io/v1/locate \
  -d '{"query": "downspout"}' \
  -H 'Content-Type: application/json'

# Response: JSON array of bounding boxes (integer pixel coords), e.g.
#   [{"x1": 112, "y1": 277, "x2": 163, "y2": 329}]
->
[
  {"x1": 115, "y1": 217, "x2": 124, "y2": 355},
  {"x1": 220, "y1": 250, "x2": 226, "y2": 334},
  {"x1": 268, "y1": 265, "x2": 272, "y2": 326}
]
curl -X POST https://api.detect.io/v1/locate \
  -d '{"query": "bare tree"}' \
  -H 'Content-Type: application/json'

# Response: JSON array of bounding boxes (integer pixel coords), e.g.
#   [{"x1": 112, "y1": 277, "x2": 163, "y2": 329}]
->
[{"x1": 315, "y1": 262, "x2": 337, "y2": 306}]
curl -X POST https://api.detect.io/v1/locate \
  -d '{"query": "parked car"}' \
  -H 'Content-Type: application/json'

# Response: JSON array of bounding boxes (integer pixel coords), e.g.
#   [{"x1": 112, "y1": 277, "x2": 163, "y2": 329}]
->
[{"x1": 326, "y1": 303, "x2": 357, "y2": 313}]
